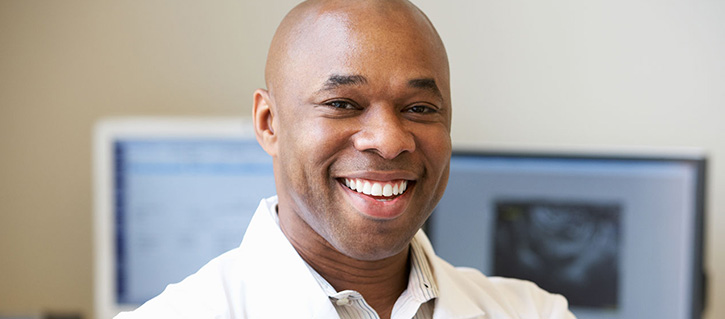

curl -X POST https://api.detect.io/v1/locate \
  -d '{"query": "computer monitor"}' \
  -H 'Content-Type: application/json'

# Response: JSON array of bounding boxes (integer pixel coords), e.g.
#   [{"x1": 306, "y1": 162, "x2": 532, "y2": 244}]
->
[
  {"x1": 427, "y1": 147, "x2": 706, "y2": 319},
  {"x1": 93, "y1": 118, "x2": 275, "y2": 319}
]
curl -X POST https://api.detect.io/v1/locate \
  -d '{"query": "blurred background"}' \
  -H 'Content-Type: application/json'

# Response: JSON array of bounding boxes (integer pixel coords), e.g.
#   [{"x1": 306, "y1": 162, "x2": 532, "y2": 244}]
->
[{"x1": 0, "y1": 0, "x2": 722, "y2": 318}]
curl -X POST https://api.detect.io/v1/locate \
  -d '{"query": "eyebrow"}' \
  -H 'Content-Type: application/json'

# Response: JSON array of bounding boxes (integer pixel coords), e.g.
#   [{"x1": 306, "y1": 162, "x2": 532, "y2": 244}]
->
[
  {"x1": 408, "y1": 78, "x2": 443, "y2": 100},
  {"x1": 318, "y1": 74, "x2": 443, "y2": 100},
  {"x1": 320, "y1": 74, "x2": 368, "y2": 90}
]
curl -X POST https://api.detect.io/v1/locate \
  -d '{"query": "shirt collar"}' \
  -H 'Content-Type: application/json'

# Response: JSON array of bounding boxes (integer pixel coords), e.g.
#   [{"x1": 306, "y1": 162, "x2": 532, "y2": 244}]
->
[
  {"x1": 413, "y1": 231, "x2": 488, "y2": 319},
  {"x1": 305, "y1": 235, "x2": 439, "y2": 319},
  {"x1": 407, "y1": 236, "x2": 440, "y2": 302},
  {"x1": 307, "y1": 235, "x2": 440, "y2": 302}
]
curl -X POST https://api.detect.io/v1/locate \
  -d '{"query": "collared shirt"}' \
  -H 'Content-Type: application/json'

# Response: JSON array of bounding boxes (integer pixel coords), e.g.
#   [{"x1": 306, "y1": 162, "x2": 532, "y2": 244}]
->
[
  {"x1": 308, "y1": 236, "x2": 438, "y2": 319},
  {"x1": 116, "y1": 196, "x2": 576, "y2": 319}
]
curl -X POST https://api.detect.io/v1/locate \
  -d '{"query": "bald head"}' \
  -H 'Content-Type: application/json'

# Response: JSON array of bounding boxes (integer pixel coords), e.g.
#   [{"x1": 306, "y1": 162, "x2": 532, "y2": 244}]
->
[
  {"x1": 264, "y1": 0, "x2": 449, "y2": 96},
  {"x1": 253, "y1": 0, "x2": 453, "y2": 261}
]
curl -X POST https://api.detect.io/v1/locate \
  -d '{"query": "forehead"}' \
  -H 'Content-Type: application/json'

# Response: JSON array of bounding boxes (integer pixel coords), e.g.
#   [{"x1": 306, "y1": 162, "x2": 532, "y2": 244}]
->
[{"x1": 276, "y1": 7, "x2": 449, "y2": 96}]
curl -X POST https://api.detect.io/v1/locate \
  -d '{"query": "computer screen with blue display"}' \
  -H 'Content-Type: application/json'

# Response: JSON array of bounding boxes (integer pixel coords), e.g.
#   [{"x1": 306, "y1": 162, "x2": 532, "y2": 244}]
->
[
  {"x1": 113, "y1": 138, "x2": 274, "y2": 304},
  {"x1": 94, "y1": 118, "x2": 275, "y2": 318},
  {"x1": 427, "y1": 150, "x2": 706, "y2": 319}
]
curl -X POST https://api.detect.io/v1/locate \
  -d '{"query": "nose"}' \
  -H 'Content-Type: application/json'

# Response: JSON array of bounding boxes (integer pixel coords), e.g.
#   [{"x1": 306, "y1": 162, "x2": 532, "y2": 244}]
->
[{"x1": 352, "y1": 104, "x2": 415, "y2": 159}]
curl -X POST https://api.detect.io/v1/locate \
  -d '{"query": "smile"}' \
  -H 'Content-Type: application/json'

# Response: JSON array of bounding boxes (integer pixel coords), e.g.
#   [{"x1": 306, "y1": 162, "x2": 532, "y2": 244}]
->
[
  {"x1": 342, "y1": 178, "x2": 408, "y2": 198},
  {"x1": 338, "y1": 176, "x2": 414, "y2": 219}
]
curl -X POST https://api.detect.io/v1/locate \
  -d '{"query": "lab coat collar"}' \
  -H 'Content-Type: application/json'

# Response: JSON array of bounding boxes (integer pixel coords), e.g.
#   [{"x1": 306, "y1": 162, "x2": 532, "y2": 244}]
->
[{"x1": 238, "y1": 196, "x2": 340, "y2": 318}]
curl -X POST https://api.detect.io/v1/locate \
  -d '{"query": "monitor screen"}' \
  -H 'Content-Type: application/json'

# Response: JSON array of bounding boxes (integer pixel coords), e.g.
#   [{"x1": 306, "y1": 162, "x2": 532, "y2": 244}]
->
[
  {"x1": 113, "y1": 138, "x2": 274, "y2": 304},
  {"x1": 93, "y1": 118, "x2": 275, "y2": 318},
  {"x1": 427, "y1": 150, "x2": 706, "y2": 319}
]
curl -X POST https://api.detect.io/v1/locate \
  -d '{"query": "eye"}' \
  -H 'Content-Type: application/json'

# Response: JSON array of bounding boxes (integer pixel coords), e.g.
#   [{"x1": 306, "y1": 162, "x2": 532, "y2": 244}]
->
[
  {"x1": 325, "y1": 100, "x2": 358, "y2": 110},
  {"x1": 405, "y1": 104, "x2": 437, "y2": 114}
]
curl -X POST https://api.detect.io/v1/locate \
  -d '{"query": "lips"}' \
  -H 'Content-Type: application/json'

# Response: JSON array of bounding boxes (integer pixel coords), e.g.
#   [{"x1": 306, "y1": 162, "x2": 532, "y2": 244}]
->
[
  {"x1": 342, "y1": 178, "x2": 408, "y2": 197},
  {"x1": 336, "y1": 175, "x2": 414, "y2": 219}
]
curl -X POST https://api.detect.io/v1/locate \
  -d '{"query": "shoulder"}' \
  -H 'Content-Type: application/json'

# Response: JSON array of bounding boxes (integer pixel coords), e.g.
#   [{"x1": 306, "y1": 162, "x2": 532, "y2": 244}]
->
[
  {"x1": 435, "y1": 258, "x2": 575, "y2": 319},
  {"x1": 414, "y1": 229, "x2": 575, "y2": 319},
  {"x1": 484, "y1": 274, "x2": 573, "y2": 318}
]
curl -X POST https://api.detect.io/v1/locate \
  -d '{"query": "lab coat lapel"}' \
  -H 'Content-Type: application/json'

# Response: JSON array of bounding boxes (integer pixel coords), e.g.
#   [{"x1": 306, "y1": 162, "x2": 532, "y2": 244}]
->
[
  {"x1": 415, "y1": 231, "x2": 516, "y2": 319},
  {"x1": 237, "y1": 198, "x2": 340, "y2": 318}
]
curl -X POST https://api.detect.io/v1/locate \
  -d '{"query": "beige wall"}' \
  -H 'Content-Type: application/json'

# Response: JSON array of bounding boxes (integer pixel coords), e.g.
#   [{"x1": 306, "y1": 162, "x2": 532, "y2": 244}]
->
[{"x1": 0, "y1": 1, "x2": 722, "y2": 318}]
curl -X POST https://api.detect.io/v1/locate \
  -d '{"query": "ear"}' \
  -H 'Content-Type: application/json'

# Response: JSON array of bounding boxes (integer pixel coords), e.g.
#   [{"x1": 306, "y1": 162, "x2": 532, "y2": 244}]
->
[{"x1": 253, "y1": 88, "x2": 278, "y2": 157}]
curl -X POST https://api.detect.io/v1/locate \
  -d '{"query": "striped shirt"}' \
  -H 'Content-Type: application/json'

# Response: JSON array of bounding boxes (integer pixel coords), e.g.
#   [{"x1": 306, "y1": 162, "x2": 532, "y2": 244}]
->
[{"x1": 308, "y1": 237, "x2": 439, "y2": 319}]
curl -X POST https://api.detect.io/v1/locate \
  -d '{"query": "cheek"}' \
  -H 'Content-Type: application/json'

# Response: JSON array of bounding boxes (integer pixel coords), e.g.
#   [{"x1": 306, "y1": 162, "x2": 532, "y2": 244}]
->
[
  {"x1": 278, "y1": 114, "x2": 328, "y2": 160},
  {"x1": 278, "y1": 117, "x2": 353, "y2": 188},
  {"x1": 300, "y1": 118, "x2": 355, "y2": 162},
  {"x1": 415, "y1": 124, "x2": 451, "y2": 203},
  {"x1": 416, "y1": 124, "x2": 452, "y2": 168}
]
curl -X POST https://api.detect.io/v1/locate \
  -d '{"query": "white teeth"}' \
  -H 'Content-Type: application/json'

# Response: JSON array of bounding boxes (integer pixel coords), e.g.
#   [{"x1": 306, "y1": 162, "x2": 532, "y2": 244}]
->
[
  {"x1": 383, "y1": 184, "x2": 393, "y2": 196},
  {"x1": 371, "y1": 183, "x2": 383, "y2": 196},
  {"x1": 343, "y1": 178, "x2": 409, "y2": 197},
  {"x1": 362, "y1": 181, "x2": 372, "y2": 195}
]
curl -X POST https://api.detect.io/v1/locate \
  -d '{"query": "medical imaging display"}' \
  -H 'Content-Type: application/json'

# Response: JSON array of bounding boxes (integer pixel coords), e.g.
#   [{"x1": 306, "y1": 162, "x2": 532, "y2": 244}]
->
[{"x1": 494, "y1": 200, "x2": 621, "y2": 309}]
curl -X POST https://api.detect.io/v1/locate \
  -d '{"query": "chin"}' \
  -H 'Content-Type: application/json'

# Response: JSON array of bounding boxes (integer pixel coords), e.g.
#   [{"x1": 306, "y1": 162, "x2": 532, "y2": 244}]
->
[
  {"x1": 342, "y1": 246, "x2": 405, "y2": 261},
  {"x1": 330, "y1": 227, "x2": 416, "y2": 261}
]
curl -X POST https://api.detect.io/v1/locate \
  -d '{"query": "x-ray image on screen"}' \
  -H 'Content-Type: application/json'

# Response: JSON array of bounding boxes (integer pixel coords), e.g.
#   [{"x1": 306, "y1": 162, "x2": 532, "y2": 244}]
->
[
  {"x1": 494, "y1": 200, "x2": 621, "y2": 309},
  {"x1": 428, "y1": 152, "x2": 705, "y2": 319}
]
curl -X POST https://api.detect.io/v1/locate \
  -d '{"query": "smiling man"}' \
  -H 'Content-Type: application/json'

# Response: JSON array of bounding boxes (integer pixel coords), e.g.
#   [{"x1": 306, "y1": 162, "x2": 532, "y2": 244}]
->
[{"x1": 115, "y1": 0, "x2": 575, "y2": 318}]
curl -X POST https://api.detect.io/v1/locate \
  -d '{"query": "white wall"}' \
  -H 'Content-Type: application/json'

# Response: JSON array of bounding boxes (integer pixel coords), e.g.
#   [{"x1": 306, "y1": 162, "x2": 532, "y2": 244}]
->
[{"x1": 0, "y1": 1, "x2": 722, "y2": 318}]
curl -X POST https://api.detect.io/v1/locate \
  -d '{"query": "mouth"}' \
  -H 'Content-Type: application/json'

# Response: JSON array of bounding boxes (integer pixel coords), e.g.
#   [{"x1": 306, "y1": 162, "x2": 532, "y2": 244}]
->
[
  {"x1": 340, "y1": 178, "x2": 409, "y2": 201},
  {"x1": 335, "y1": 172, "x2": 417, "y2": 219}
]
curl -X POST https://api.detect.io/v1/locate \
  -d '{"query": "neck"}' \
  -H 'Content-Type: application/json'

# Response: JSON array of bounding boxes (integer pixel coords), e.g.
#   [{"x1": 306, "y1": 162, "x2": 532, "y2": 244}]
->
[{"x1": 278, "y1": 207, "x2": 409, "y2": 319}]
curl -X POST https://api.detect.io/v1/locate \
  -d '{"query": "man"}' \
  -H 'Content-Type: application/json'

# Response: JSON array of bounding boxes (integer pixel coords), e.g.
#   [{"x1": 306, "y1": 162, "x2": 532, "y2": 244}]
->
[{"x1": 116, "y1": 0, "x2": 575, "y2": 318}]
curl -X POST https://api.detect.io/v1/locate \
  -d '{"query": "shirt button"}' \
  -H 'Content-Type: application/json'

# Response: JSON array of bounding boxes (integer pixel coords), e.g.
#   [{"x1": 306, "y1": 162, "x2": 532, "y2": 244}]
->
[{"x1": 336, "y1": 297, "x2": 350, "y2": 306}]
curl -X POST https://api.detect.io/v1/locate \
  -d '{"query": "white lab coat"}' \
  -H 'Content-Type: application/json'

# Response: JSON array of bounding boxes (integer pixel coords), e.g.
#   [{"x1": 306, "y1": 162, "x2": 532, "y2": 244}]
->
[{"x1": 115, "y1": 196, "x2": 575, "y2": 319}]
